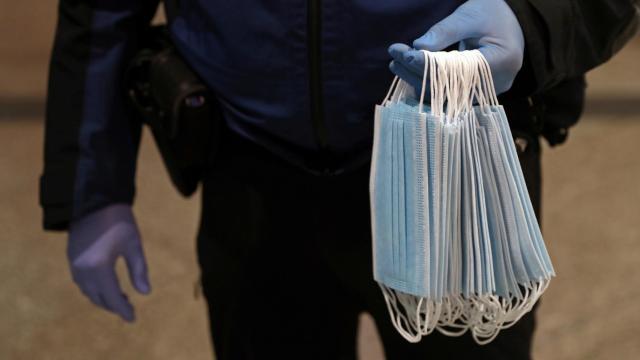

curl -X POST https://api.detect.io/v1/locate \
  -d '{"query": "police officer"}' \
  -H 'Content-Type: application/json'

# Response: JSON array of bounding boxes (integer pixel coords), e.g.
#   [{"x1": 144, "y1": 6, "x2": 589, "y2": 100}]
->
[{"x1": 41, "y1": 0, "x2": 638, "y2": 358}]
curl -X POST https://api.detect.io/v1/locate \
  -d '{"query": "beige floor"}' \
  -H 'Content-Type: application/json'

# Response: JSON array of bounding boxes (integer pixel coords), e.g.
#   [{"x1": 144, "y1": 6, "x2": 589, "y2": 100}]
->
[{"x1": 1, "y1": 3, "x2": 640, "y2": 359}]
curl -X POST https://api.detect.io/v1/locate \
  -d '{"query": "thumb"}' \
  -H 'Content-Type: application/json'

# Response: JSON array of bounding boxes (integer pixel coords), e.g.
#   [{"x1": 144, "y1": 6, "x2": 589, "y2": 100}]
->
[
  {"x1": 479, "y1": 45, "x2": 517, "y2": 94},
  {"x1": 124, "y1": 241, "x2": 151, "y2": 295},
  {"x1": 413, "y1": 6, "x2": 482, "y2": 51}
]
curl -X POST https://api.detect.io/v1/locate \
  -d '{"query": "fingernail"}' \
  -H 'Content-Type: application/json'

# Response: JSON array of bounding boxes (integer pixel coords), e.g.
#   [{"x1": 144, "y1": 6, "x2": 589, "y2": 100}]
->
[
  {"x1": 140, "y1": 282, "x2": 151, "y2": 294},
  {"x1": 123, "y1": 309, "x2": 135, "y2": 322},
  {"x1": 388, "y1": 43, "x2": 400, "y2": 52}
]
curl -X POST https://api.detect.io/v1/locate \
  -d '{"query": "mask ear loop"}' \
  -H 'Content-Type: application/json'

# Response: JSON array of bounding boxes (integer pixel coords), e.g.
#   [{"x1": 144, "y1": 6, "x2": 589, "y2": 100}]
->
[
  {"x1": 450, "y1": 51, "x2": 470, "y2": 123},
  {"x1": 443, "y1": 51, "x2": 454, "y2": 122},
  {"x1": 379, "y1": 285, "x2": 423, "y2": 343},
  {"x1": 476, "y1": 51, "x2": 498, "y2": 107},
  {"x1": 441, "y1": 51, "x2": 453, "y2": 120},
  {"x1": 429, "y1": 52, "x2": 438, "y2": 117},
  {"x1": 398, "y1": 79, "x2": 413, "y2": 103},
  {"x1": 385, "y1": 76, "x2": 411, "y2": 105},
  {"x1": 469, "y1": 51, "x2": 490, "y2": 114},
  {"x1": 427, "y1": 50, "x2": 445, "y2": 118},
  {"x1": 463, "y1": 51, "x2": 480, "y2": 114},
  {"x1": 418, "y1": 50, "x2": 430, "y2": 115},
  {"x1": 381, "y1": 76, "x2": 400, "y2": 106},
  {"x1": 450, "y1": 52, "x2": 463, "y2": 122},
  {"x1": 391, "y1": 79, "x2": 409, "y2": 104},
  {"x1": 435, "y1": 52, "x2": 448, "y2": 119}
]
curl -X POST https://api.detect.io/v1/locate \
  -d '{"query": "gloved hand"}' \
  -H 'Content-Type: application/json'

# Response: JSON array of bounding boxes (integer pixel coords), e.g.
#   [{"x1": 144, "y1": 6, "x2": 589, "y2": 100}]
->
[
  {"x1": 67, "y1": 204, "x2": 151, "y2": 322},
  {"x1": 388, "y1": 0, "x2": 525, "y2": 95}
]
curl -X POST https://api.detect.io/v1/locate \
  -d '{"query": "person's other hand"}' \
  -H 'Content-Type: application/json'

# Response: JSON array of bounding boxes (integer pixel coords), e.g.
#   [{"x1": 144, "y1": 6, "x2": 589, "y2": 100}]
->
[
  {"x1": 388, "y1": 0, "x2": 525, "y2": 95},
  {"x1": 67, "y1": 204, "x2": 151, "y2": 322}
]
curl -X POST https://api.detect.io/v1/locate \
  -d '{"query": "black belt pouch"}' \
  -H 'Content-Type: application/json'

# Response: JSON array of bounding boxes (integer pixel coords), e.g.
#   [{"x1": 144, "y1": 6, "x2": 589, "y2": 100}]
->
[{"x1": 125, "y1": 25, "x2": 220, "y2": 197}]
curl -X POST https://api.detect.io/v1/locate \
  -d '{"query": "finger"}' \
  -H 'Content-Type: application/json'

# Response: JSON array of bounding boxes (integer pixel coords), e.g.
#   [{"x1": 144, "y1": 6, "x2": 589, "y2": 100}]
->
[
  {"x1": 389, "y1": 44, "x2": 427, "y2": 77},
  {"x1": 413, "y1": 6, "x2": 483, "y2": 51},
  {"x1": 388, "y1": 43, "x2": 412, "y2": 61},
  {"x1": 124, "y1": 242, "x2": 151, "y2": 295},
  {"x1": 72, "y1": 272, "x2": 109, "y2": 310},
  {"x1": 98, "y1": 268, "x2": 135, "y2": 322},
  {"x1": 98, "y1": 293, "x2": 113, "y2": 311},
  {"x1": 389, "y1": 61, "x2": 425, "y2": 94},
  {"x1": 84, "y1": 288, "x2": 109, "y2": 311},
  {"x1": 479, "y1": 45, "x2": 516, "y2": 94}
]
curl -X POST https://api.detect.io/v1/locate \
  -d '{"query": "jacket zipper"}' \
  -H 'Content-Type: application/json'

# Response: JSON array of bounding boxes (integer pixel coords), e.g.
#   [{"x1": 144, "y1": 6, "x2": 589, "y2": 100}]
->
[{"x1": 308, "y1": 0, "x2": 328, "y2": 151}]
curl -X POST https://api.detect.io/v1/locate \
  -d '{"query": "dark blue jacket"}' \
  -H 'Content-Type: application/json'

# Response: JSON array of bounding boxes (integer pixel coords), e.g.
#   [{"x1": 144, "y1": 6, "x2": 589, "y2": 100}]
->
[{"x1": 41, "y1": 0, "x2": 638, "y2": 230}]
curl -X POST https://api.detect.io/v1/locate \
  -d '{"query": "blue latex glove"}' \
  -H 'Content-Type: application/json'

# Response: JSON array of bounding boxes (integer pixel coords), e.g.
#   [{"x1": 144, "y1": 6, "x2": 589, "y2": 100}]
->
[
  {"x1": 68, "y1": 204, "x2": 151, "y2": 322},
  {"x1": 389, "y1": 0, "x2": 524, "y2": 95}
]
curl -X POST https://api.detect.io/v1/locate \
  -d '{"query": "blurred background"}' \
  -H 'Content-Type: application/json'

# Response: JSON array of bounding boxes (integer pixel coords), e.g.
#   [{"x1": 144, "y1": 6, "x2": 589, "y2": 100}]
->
[{"x1": 1, "y1": 2, "x2": 639, "y2": 360}]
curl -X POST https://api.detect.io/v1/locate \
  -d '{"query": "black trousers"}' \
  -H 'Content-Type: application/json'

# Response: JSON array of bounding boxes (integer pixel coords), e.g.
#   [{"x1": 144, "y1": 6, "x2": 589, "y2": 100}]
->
[{"x1": 196, "y1": 128, "x2": 542, "y2": 360}]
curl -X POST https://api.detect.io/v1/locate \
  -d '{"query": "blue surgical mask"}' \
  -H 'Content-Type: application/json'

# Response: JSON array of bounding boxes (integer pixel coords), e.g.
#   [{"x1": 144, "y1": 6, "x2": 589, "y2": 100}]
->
[{"x1": 371, "y1": 101, "x2": 430, "y2": 297}]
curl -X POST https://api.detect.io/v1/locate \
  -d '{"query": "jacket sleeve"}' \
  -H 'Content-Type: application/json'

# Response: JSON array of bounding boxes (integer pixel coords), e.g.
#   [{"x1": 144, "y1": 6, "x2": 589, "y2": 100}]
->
[
  {"x1": 40, "y1": 0, "x2": 159, "y2": 231},
  {"x1": 505, "y1": 0, "x2": 639, "y2": 94}
]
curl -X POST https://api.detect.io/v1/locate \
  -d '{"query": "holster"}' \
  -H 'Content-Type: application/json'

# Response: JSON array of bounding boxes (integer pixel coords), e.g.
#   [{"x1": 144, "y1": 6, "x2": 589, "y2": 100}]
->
[{"x1": 125, "y1": 25, "x2": 220, "y2": 197}]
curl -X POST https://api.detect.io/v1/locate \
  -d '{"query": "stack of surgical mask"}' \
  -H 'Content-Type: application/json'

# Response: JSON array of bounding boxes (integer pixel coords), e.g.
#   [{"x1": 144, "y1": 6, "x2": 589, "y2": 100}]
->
[{"x1": 369, "y1": 50, "x2": 554, "y2": 345}]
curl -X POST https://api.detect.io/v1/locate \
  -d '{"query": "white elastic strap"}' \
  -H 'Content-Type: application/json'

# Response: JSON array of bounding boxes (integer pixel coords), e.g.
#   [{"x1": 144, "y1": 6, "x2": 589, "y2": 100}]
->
[
  {"x1": 380, "y1": 285, "x2": 423, "y2": 342},
  {"x1": 382, "y1": 76, "x2": 400, "y2": 105},
  {"x1": 418, "y1": 50, "x2": 430, "y2": 114}
]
